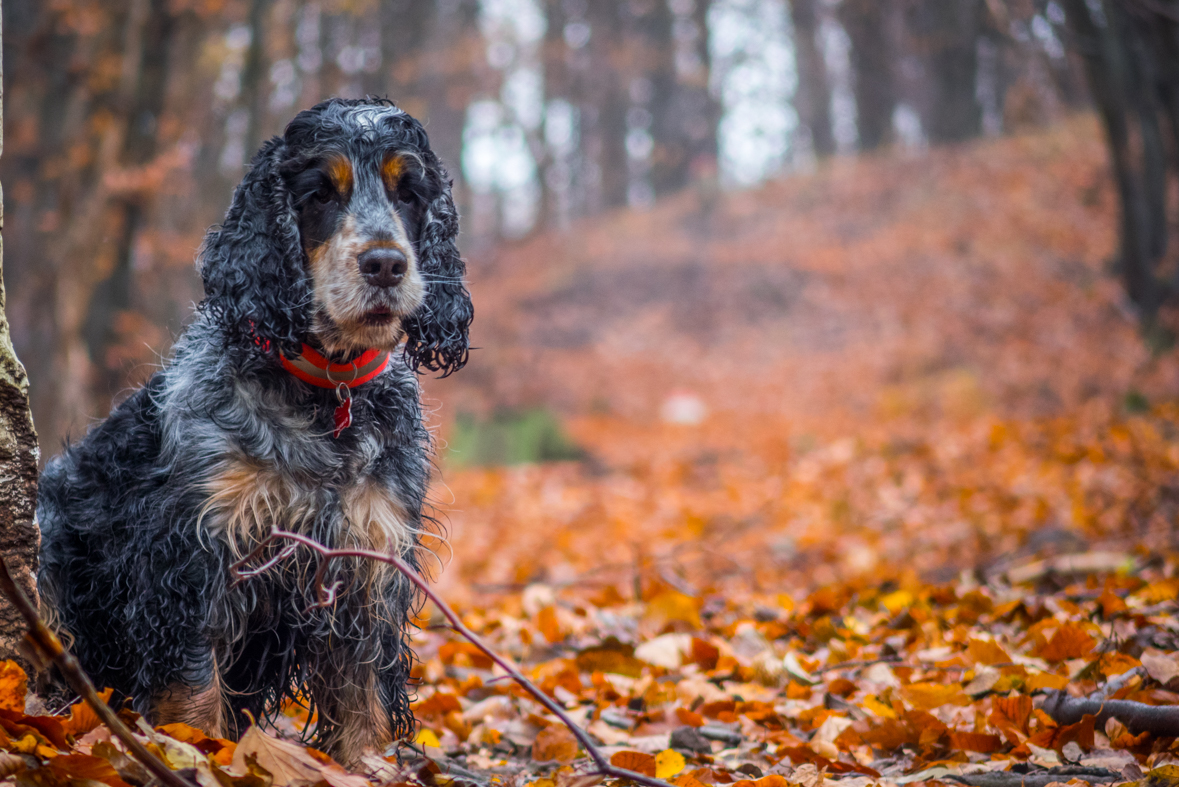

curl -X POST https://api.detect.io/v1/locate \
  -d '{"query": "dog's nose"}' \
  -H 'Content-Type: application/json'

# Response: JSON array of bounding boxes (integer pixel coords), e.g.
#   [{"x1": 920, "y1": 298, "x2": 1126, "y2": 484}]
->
[{"x1": 358, "y1": 248, "x2": 408, "y2": 288}]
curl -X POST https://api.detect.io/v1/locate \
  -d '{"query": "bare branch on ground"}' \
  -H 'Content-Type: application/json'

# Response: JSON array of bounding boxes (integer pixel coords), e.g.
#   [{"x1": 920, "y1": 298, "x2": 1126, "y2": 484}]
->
[
  {"x1": 1041, "y1": 690, "x2": 1179, "y2": 737},
  {"x1": 0, "y1": 557, "x2": 194, "y2": 787}
]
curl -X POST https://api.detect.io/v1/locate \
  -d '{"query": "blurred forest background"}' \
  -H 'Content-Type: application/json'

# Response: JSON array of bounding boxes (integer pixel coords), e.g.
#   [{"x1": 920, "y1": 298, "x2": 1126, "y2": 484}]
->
[{"x1": 6, "y1": 0, "x2": 1179, "y2": 594}]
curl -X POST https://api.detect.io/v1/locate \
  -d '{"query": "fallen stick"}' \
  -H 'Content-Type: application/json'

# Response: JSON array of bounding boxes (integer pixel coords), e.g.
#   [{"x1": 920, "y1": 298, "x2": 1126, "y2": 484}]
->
[
  {"x1": 0, "y1": 558, "x2": 193, "y2": 787},
  {"x1": 948, "y1": 766, "x2": 1122, "y2": 787},
  {"x1": 232, "y1": 530, "x2": 678, "y2": 787},
  {"x1": 1041, "y1": 690, "x2": 1179, "y2": 736}
]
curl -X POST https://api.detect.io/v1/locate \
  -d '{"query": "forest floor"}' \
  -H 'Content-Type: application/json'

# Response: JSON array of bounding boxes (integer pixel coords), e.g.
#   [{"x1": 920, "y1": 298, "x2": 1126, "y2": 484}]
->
[{"x1": 7, "y1": 114, "x2": 1179, "y2": 787}]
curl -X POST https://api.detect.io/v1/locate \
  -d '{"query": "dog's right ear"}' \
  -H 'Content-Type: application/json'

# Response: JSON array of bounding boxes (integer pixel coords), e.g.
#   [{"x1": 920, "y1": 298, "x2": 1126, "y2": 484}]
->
[{"x1": 198, "y1": 138, "x2": 312, "y2": 358}]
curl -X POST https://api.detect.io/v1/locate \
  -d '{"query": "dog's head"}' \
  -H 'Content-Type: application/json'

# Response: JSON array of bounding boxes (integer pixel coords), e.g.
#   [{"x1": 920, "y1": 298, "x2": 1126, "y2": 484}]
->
[{"x1": 199, "y1": 97, "x2": 472, "y2": 376}]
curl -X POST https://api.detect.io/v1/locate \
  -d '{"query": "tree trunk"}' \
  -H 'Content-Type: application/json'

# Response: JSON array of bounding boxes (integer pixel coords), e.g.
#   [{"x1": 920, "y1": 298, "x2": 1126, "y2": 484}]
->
[
  {"x1": 791, "y1": 0, "x2": 835, "y2": 158},
  {"x1": 85, "y1": 0, "x2": 177, "y2": 416},
  {"x1": 0, "y1": 0, "x2": 43, "y2": 671},
  {"x1": 1060, "y1": 0, "x2": 1175, "y2": 322},
  {"x1": 907, "y1": 0, "x2": 983, "y2": 144},
  {"x1": 839, "y1": 0, "x2": 896, "y2": 151}
]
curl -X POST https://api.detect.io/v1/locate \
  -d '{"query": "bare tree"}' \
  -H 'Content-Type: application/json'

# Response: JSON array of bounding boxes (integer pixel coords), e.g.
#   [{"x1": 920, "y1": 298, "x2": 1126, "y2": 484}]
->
[{"x1": 1058, "y1": 0, "x2": 1179, "y2": 328}]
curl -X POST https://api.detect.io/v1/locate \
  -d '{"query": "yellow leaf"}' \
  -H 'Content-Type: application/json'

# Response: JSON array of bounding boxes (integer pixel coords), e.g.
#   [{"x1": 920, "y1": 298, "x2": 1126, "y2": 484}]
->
[
  {"x1": 655, "y1": 749, "x2": 685, "y2": 779},
  {"x1": 415, "y1": 728, "x2": 441, "y2": 748},
  {"x1": 644, "y1": 591, "x2": 702, "y2": 631},
  {"x1": 1141, "y1": 765, "x2": 1179, "y2": 787},
  {"x1": 0, "y1": 661, "x2": 27, "y2": 713},
  {"x1": 1025, "y1": 671, "x2": 1069, "y2": 691},
  {"x1": 879, "y1": 590, "x2": 913, "y2": 614},
  {"x1": 901, "y1": 682, "x2": 970, "y2": 710},
  {"x1": 862, "y1": 695, "x2": 897, "y2": 719}
]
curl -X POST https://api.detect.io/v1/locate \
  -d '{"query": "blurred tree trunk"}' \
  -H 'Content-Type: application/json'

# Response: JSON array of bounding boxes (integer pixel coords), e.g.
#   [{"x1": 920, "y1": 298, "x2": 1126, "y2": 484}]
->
[
  {"x1": 650, "y1": 0, "x2": 718, "y2": 192},
  {"x1": 839, "y1": 0, "x2": 896, "y2": 150},
  {"x1": 376, "y1": 0, "x2": 431, "y2": 109},
  {"x1": 8, "y1": 0, "x2": 156, "y2": 450},
  {"x1": 584, "y1": 0, "x2": 629, "y2": 210},
  {"x1": 418, "y1": 1, "x2": 481, "y2": 219},
  {"x1": 635, "y1": 0, "x2": 676, "y2": 197},
  {"x1": 907, "y1": 0, "x2": 984, "y2": 143},
  {"x1": 1060, "y1": 0, "x2": 1179, "y2": 326},
  {"x1": 240, "y1": 0, "x2": 269, "y2": 159},
  {"x1": 791, "y1": 0, "x2": 835, "y2": 157},
  {"x1": 540, "y1": 0, "x2": 572, "y2": 227},
  {"x1": 85, "y1": 0, "x2": 179, "y2": 416},
  {"x1": 0, "y1": 0, "x2": 43, "y2": 670}
]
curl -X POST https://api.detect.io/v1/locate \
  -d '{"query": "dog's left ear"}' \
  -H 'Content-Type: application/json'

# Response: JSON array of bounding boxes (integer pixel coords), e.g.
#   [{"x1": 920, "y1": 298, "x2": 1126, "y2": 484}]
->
[
  {"x1": 198, "y1": 138, "x2": 310, "y2": 358},
  {"x1": 402, "y1": 162, "x2": 473, "y2": 377}
]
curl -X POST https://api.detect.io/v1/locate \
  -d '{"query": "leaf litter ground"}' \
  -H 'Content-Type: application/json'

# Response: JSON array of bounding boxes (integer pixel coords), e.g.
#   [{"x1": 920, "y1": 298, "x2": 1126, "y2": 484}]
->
[{"x1": 11, "y1": 116, "x2": 1179, "y2": 787}]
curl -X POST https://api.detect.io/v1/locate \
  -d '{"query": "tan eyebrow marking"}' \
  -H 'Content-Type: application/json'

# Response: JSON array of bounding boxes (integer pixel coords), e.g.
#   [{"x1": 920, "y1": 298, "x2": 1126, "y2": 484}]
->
[
  {"x1": 325, "y1": 153, "x2": 354, "y2": 197},
  {"x1": 381, "y1": 154, "x2": 404, "y2": 193}
]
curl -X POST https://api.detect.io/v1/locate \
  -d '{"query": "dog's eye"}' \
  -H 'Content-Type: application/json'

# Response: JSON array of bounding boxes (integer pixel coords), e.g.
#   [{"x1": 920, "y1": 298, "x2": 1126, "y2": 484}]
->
[{"x1": 313, "y1": 185, "x2": 334, "y2": 204}]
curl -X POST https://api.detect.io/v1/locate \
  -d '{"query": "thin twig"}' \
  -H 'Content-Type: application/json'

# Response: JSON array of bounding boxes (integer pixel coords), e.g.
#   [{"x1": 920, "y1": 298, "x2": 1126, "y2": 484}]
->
[
  {"x1": 232, "y1": 531, "x2": 678, "y2": 787},
  {"x1": 0, "y1": 558, "x2": 193, "y2": 787}
]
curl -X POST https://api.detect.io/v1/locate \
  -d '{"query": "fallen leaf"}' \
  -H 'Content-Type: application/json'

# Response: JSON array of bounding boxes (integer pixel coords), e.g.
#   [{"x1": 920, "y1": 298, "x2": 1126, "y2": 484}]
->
[
  {"x1": 1140, "y1": 649, "x2": 1179, "y2": 685},
  {"x1": 231, "y1": 725, "x2": 370, "y2": 787},
  {"x1": 62, "y1": 689, "x2": 114, "y2": 738},
  {"x1": 538, "y1": 606, "x2": 563, "y2": 644},
  {"x1": 45, "y1": 753, "x2": 131, "y2": 787},
  {"x1": 532, "y1": 725, "x2": 578, "y2": 763},
  {"x1": 610, "y1": 750, "x2": 656, "y2": 777},
  {"x1": 414, "y1": 728, "x2": 441, "y2": 748},
  {"x1": 1036, "y1": 624, "x2": 1096, "y2": 662},
  {"x1": 644, "y1": 591, "x2": 702, "y2": 631},
  {"x1": 0, "y1": 662, "x2": 26, "y2": 713},
  {"x1": 635, "y1": 633, "x2": 691, "y2": 669},
  {"x1": 901, "y1": 682, "x2": 970, "y2": 710},
  {"x1": 655, "y1": 749, "x2": 685, "y2": 779}
]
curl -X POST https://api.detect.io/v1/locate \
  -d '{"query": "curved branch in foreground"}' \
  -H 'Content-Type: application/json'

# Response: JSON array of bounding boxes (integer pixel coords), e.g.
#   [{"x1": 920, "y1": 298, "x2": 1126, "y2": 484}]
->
[
  {"x1": 0, "y1": 558, "x2": 194, "y2": 787},
  {"x1": 231, "y1": 530, "x2": 679, "y2": 787},
  {"x1": 1041, "y1": 690, "x2": 1179, "y2": 736}
]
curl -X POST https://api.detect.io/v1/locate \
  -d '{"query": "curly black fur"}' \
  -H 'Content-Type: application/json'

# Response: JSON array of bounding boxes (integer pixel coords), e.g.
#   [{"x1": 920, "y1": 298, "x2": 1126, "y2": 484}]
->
[{"x1": 36, "y1": 98, "x2": 471, "y2": 761}]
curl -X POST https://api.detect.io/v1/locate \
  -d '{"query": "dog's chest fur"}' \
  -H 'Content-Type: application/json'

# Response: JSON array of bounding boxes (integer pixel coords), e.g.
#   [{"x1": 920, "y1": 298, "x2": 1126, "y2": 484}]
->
[{"x1": 161, "y1": 325, "x2": 426, "y2": 562}]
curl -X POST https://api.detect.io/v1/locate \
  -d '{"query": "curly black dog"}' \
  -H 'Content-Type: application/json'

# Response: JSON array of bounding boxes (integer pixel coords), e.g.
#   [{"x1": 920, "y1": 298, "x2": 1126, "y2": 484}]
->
[{"x1": 36, "y1": 97, "x2": 472, "y2": 765}]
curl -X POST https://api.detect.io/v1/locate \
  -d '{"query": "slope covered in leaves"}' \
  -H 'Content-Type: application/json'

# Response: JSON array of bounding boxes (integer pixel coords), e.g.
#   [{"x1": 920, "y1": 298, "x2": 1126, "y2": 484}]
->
[{"x1": 404, "y1": 114, "x2": 1179, "y2": 784}]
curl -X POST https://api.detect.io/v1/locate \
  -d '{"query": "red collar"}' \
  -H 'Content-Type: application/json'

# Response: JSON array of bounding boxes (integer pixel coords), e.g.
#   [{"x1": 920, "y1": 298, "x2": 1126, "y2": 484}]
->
[{"x1": 279, "y1": 344, "x2": 390, "y2": 389}]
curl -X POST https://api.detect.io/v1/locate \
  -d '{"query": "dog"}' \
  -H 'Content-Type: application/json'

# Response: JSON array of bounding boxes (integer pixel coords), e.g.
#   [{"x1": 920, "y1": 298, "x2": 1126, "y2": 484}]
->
[{"x1": 35, "y1": 97, "x2": 472, "y2": 766}]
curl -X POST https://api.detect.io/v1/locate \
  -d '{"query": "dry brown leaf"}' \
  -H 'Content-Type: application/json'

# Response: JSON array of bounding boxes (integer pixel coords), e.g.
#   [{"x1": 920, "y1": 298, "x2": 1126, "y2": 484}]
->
[
  {"x1": 46, "y1": 754, "x2": 133, "y2": 787},
  {"x1": 532, "y1": 725, "x2": 579, "y2": 763},
  {"x1": 231, "y1": 725, "x2": 370, "y2": 787},
  {"x1": 1036, "y1": 623, "x2": 1096, "y2": 662},
  {"x1": 609, "y1": 750, "x2": 656, "y2": 777},
  {"x1": 61, "y1": 688, "x2": 114, "y2": 738}
]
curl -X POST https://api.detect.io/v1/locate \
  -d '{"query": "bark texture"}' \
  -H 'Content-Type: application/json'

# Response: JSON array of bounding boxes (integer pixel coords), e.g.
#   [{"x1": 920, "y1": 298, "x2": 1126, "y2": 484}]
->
[{"x1": 0, "y1": 0, "x2": 43, "y2": 670}]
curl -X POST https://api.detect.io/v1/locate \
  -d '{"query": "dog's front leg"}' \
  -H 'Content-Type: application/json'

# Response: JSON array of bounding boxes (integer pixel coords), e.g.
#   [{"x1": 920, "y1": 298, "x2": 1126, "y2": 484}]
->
[
  {"x1": 311, "y1": 660, "x2": 394, "y2": 769},
  {"x1": 153, "y1": 657, "x2": 227, "y2": 738}
]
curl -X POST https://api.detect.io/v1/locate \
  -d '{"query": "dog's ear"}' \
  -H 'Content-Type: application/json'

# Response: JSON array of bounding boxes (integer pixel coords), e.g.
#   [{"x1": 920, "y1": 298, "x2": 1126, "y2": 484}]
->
[
  {"x1": 198, "y1": 138, "x2": 311, "y2": 358},
  {"x1": 402, "y1": 163, "x2": 473, "y2": 377}
]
